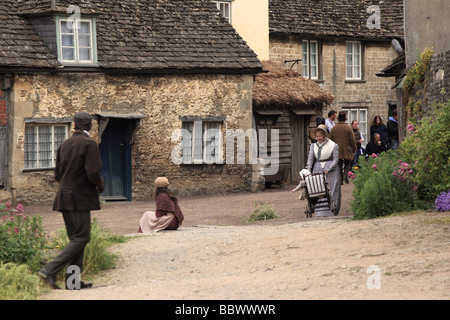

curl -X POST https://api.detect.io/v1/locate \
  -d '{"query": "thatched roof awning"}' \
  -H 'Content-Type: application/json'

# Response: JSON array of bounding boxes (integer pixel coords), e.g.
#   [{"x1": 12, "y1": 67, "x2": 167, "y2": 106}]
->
[{"x1": 253, "y1": 62, "x2": 334, "y2": 110}]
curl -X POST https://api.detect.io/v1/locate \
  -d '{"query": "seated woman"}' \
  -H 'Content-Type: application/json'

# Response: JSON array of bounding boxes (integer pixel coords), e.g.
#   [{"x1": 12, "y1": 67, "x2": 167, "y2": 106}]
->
[{"x1": 139, "y1": 177, "x2": 184, "y2": 233}]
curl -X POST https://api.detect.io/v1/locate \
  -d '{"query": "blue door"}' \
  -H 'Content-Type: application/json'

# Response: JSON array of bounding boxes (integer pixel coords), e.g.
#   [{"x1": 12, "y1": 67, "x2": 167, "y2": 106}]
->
[{"x1": 99, "y1": 118, "x2": 132, "y2": 201}]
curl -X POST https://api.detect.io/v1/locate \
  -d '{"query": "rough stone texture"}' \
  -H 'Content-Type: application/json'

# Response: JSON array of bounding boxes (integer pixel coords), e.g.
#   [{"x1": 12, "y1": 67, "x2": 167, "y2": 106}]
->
[
  {"x1": 423, "y1": 50, "x2": 450, "y2": 114},
  {"x1": 8, "y1": 72, "x2": 255, "y2": 205}
]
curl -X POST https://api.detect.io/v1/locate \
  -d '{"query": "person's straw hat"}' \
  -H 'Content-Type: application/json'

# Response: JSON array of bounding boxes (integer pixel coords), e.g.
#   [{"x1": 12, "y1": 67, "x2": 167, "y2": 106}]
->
[
  {"x1": 310, "y1": 124, "x2": 328, "y2": 140},
  {"x1": 155, "y1": 177, "x2": 170, "y2": 188}
]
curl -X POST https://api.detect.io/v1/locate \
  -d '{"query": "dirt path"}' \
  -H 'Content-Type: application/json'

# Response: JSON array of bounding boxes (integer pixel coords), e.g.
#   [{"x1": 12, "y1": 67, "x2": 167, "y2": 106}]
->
[{"x1": 27, "y1": 184, "x2": 450, "y2": 300}]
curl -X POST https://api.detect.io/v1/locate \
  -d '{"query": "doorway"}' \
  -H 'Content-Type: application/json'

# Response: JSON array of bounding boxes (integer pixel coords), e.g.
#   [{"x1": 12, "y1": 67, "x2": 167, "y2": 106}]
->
[{"x1": 99, "y1": 118, "x2": 133, "y2": 201}]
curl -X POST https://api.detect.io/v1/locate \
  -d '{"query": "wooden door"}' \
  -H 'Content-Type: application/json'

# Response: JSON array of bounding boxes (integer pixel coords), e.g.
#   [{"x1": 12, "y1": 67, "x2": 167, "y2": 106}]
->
[
  {"x1": 99, "y1": 119, "x2": 132, "y2": 201},
  {"x1": 290, "y1": 115, "x2": 308, "y2": 183}
]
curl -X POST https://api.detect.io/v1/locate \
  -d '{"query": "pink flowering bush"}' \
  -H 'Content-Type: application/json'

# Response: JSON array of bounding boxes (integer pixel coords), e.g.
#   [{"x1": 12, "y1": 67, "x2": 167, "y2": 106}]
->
[
  {"x1": 400, "y1": 100, "x2": 450, "y2": 198},
  {"x1": 0, "y1": 201, "x2": 49, "y2": 272},
  {"x1": 352, "y1": 150, "x2": 423, "y2": 219}
]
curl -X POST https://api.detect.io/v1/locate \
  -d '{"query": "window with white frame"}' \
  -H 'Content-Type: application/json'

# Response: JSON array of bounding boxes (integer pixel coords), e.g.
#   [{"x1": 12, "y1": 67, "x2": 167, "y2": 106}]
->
[
  {"x1": 24, "y1": 124, "x2": 69, "y2": 169},
  {"x1": 57, "y1": 17, "x2": 97, "y2": 65},
  {"x1": 181, "y1": 121, "x2": 223, "y2": 164},
  {"x1": 302, "y1": 40, "x2": 319, "y2": 80},
  {"x1": 345, "y1": 108, "x2": 368, "y2": 148},
  {"x1": 346, "y1": 41, "x2": 362, "y2": 80},
  {"x1": 213, "y1": 1, "x2": 232, "y2": 23}
]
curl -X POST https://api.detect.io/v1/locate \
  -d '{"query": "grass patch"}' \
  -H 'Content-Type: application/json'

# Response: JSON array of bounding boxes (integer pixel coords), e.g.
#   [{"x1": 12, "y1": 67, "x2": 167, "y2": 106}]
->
[
  {"x1": 247, "y1": 202, "x2": 278, "y2": 222},
  {"x1": 0, "y1": 262, "x2": 48, "y2": 300},
  {"x1": 49, "y1": 217, "x2": 127, "y2": 283}
]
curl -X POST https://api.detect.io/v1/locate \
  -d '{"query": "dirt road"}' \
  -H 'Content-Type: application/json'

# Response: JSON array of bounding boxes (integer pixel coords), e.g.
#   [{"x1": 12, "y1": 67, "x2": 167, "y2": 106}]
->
[{"x1": 28, "y1": 184, "x2": 449, "y2": 300}]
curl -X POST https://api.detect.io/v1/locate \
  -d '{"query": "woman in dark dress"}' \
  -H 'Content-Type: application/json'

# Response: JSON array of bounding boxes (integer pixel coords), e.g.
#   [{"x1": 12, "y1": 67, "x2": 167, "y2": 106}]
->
[{"x1": 139, "y1": 177, "x2": 184, "y2": 233}]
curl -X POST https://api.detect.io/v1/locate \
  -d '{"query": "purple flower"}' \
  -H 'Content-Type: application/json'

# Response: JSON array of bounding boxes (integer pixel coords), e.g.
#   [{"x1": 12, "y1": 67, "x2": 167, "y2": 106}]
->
[{"x1": 434, "y1": 190, "x2": 450, "y2": 212}]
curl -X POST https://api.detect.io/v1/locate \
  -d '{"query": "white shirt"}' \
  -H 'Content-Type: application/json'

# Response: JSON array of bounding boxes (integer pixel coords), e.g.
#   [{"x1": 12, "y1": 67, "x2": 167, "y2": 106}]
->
[{"x1": 325, "y1": 118, "x2": 335, "y2": 133}]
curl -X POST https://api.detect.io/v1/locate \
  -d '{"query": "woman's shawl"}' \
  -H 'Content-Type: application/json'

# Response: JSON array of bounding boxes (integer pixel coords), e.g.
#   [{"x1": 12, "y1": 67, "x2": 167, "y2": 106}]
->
[{"x1": 156, "y1": 192, "x2": 184, "y2": 226}]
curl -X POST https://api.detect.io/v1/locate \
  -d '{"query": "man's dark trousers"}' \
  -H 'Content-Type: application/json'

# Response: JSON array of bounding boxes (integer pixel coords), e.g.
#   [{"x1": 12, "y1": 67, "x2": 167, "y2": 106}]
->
[{"x1": 42, "y1": 210, "x2": 91, "y2": 276}]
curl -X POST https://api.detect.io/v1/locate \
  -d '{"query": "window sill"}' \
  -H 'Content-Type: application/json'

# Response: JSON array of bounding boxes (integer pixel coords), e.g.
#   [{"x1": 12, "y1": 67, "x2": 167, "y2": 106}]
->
[
  {"x1": 23, "y1": 167, "x2": 55, "y2": 173},
  {"x1": 345, "y1": 80, "x2": 366, "y2": 84}
]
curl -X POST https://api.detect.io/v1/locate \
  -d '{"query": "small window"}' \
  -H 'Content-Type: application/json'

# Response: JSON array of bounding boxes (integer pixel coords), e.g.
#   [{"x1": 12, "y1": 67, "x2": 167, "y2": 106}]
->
[
  {"x1": 302, "y1": 40, "x2": 319, "y2": 80},
  {"x1": 213, "y1": 1, "x2": 232, "y2": 23},
  {"x1": 345, "y1": 108, "x2": 368, "y2": 148},
  {"x1": 181, "y1": 121, "x2": 223, "y2": 164},
  {"x1": 346, "y1": 41, "x2": 362, "y2": 80},
  {"x1": 57, "y1": 17, "x2": 97, "y2": 65},
  {"x1": 24, "y1": 124, "x2": 69, "y2": 169}
]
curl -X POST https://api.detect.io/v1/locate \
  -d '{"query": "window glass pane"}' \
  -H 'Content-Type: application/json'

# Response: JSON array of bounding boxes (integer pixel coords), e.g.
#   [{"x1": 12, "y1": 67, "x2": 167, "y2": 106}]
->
[
  {"x1": 62, "y1": 48, "x2": 75, "y2": 61},
  {"x1": 62, "y1": 34, "x2": 74, "y2": 47},
  {"x1": 359, "y1": 110, "x2": 367, "y2": 147},
  {"x1": 193, "y1": 121, "x2": 204, "y2": 163},
  {"x1": 346, "y1": 42, "x2": 352, "y2": 54},
  {"x1": 79, "y1": 22, "x2": 90, "y2": 34},
  {"x1": 302, "y1": 41, "x2": 308, "y2": 78},
  {"x1": 79, "y1": 48, "x2": 91, "y2": 61},
  {"x1": 38, "y1": 126, "x2": 52, "y2": 168},
  {"x1": 350, "y1": 110, "x2": 358, "y2": 123},
  {"x1": 205, "y1": 123, "x2": 221, "y2": 163},
  {"x1": 78, "y1": 34, "x2": 90, "y2": 47},
  {"x1": 346, "y1": 52, "x2": 353, "y2": 78},
  {"x1": 61, "y1": 21, "x2": 74, "y2": 34},
  {"x1": 310, "y1": 41, "x2": 317, "y2": 54},
  {"x1": 25, "y1": 126, "x2": 37, "y2": 169},
  {"x1": 182, "y1": 123, "x2": 193, "y2": 164}
]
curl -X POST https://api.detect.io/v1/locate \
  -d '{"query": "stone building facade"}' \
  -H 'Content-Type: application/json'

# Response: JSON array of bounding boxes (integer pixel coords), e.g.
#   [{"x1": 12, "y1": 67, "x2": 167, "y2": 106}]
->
[
  {"x1": 269, "y1": 0, "x2": 404, "y2": 145},
  {"x1": 0, "y1": 0, "x2": 263, "y2": 205},
  {"x1": 7, "y1": 72, "x2": 255, "y2": 204}
]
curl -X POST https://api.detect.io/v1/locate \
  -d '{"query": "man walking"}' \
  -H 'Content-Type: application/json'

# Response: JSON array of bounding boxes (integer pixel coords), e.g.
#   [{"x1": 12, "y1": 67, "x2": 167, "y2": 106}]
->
[
  {"x1": 330, "y1": 111, "x2": 356, "y2": 184},
  {"x1": 39, "y1": 112, "x2": 105, "y2": 290}
]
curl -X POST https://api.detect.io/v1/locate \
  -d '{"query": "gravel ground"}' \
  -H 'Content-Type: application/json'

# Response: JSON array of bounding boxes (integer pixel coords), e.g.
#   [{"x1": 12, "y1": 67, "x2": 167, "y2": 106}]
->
[{"x1": 27, "y1": 184, "x2": 450, "y2": 300}]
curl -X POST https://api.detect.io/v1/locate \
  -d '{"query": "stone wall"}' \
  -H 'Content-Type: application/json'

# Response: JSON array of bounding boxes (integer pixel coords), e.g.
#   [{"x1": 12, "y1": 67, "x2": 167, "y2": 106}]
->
[
  {"x1": 270, "y1": 36, "x2": 398, "y2": 131},
  {"x1": 8, "y1": 72, "x2": 255, "y2": 205},
  {"x1": 424, "y1": 50, "x2": 450, "y2": 114}
]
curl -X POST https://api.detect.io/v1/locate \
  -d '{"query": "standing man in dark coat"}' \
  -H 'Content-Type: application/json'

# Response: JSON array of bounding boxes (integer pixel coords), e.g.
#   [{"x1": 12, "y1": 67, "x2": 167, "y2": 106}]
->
[
  {"x1": 329, "y1": 111, "x2": 357, "y2": 185},
  {"x1": 39, "y1": 112, "x2": 105, "y2": 290}
]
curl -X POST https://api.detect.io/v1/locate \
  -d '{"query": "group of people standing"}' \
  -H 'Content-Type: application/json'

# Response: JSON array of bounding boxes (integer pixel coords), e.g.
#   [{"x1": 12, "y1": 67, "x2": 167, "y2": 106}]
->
[{"x1": 298, "y1": 109, "x2": 399, "y2": 217}]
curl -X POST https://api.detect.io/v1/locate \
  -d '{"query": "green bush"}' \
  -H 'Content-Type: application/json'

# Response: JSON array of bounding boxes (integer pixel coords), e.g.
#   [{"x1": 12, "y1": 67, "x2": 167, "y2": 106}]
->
[
  {"x1": 247, "y1": 202, "x2": 278, "y2": 222},
  {"x1": 400, "y1": 100, "x2": 450, "y2": 198},
  {"x1": 0, "y1": 202, "x2": 49, "y2": 273},
  {"x1": 0, "y1": 262, "x2": 46, "y2": 300},
  {"x1": 351, "y1": 151, "x2": 423, "y2": 219},
  {"x1": 50, "y1": 217, "x2": 126, "y2": 277}
]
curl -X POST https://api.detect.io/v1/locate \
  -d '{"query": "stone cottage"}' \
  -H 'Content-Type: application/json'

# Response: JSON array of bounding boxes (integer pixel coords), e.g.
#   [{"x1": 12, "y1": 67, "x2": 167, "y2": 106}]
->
[
  {"x1": 0, "y1": 0, "x2": 263, "y2": 205},
  {"x1": 268, "y1": 0, "x2": 404, "y2": 146}
]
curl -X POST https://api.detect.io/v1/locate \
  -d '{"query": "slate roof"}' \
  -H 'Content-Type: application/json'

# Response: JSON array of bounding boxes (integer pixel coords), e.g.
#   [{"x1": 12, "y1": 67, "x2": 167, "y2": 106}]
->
[
  {"x1": 270, "y1": 0, "x2": 404, "y2": 40},
  {"x1": 1, "y1": 0, "x2": 263, "y2": 72}
]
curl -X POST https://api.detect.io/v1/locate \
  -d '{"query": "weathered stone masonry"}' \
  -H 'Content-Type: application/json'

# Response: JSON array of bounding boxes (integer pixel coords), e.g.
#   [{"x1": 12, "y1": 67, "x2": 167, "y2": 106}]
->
[{"x1": 9, "y1": 72, "x2": 255, "y2": 205}]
